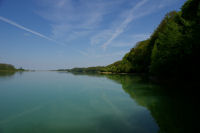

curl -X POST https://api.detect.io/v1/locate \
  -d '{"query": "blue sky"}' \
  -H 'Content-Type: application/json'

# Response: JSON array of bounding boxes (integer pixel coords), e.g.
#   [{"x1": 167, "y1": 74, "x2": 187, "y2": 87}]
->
[{"x1": 0, "y1": 0, "x2": 187, "y2": 70}]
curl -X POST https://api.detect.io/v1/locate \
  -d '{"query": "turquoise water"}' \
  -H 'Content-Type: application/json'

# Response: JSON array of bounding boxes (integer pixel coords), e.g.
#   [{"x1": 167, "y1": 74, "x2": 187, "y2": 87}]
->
[{"x1": 0, "y1": 71, "x2": 195, "y2": 133}]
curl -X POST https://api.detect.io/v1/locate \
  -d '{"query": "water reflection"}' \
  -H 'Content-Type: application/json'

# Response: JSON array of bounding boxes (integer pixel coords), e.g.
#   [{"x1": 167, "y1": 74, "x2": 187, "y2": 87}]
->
[
  {"x1": 0, "y1": 71, "x2": 16, "y2": 77},
  {"x1": 0, "y1": 71, "x2": 197, "y2": 133},
  {"x1": 70, "y1": 72, "x2": 197, "y2": 133},
  {"x1": 0, "y1": 72, "x2": 158, "y2": 133}
]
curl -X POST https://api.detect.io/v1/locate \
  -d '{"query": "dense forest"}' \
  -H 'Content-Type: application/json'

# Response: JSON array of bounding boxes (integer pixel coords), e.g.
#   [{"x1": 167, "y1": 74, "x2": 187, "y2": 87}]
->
[
  {"x1": 0, "y1": 63, "x2": 25, "y2": 71},
  {"x1": 67, "y1": 0, "x2": 200, "y2": 80},
  {"x1": 0, "y1": 63, "x2": 16, "y2": 71}
]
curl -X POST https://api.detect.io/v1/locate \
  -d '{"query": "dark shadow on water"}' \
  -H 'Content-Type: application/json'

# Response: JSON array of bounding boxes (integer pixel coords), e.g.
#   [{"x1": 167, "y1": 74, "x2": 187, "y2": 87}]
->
[
  {"x1": 0, "y1": 71, "x2": 16, "y2": 78},
  {"x1": 94, "y1": 114, "x2": 158, "y2": 133},
  {"x1": 0, "y1": 71, "x2": 26, "y2": 78},
  {"x1": 69, "y1": 72, "x2": 198, "y2": 133}
]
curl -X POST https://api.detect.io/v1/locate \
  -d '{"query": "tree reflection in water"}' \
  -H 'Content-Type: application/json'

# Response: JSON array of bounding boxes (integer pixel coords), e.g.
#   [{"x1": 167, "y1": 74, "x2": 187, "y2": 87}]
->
[{"x1": 71, "y1": 72, "x2": 198, "y2": 133}]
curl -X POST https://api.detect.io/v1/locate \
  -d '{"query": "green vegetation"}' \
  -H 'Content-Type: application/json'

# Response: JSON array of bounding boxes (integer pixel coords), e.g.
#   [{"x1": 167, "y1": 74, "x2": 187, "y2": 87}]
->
[
  {"x1": 0, "y1": 70, "x2": 16, "y2": 77},
  {"x1": 67, "y1": 66, "x2": 106, "y2": 73},
  {"x1": 0, "y1": 63, "x2": 25, "y2": 71},
  {"x1": 67, "y1": 0, "x2": 200, "y2": 80},
  {"x1": 106, "y1": 0, "x2": 200, "y2": 78},
  {"x1": 0, "y1": 63, "x2": 16, "y2": 71}
]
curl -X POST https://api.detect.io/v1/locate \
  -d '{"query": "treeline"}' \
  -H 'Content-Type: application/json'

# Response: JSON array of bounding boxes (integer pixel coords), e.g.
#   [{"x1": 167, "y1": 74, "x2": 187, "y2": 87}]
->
[
  {"x1": 67, "y1": 0, "x2": 200, "y2": 79},
  {"x1": 0, "y1": 63, "x2": 25, "y2": 71},
  {"x1": 0, "y1": 63, "x2": 16, "y2": 71},
  {"x1": 106, "y1": 0, "x2": 199, "y2": 77},
  {"x1": 66, "y1": 66, "x2": 106, "y2": 73}
]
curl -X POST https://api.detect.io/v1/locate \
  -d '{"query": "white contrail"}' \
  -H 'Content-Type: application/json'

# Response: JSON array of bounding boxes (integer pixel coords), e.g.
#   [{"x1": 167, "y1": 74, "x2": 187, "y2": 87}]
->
[
  {"x1": 102, "y1": 0, "x2": 148, "y2": 49},
  {"x1": 0, "y1": 16, "x2": 64, "y2": 46}
]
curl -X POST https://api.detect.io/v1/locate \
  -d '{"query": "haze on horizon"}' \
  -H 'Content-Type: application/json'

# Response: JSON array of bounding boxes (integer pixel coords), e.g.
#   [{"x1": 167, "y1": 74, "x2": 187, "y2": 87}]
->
[{"x1": 0, "y1": 0, "x2": 186, "y2": 70}]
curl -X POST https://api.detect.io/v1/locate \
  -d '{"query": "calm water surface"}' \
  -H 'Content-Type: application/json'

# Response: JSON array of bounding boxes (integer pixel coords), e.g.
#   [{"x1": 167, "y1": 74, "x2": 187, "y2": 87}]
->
[{"x1": 0, "y1": 71, "x2": 196, "y2": 133}]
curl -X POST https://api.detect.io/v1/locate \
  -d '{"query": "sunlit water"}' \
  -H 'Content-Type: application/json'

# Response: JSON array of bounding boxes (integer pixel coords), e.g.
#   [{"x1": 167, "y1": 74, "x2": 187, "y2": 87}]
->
[{"x1": 0, "y1": 71, "x2": 196, "y2": 133}]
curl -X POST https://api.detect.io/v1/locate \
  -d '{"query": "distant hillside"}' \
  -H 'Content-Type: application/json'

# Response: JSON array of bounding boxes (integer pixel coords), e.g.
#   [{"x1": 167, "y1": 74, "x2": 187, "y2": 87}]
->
[
  {"x1": 66, "y1": 66, "x2": 106, "y2": 73},
  {"x1": 0, "y1": 63, "x2": 25, "y2": 71},
  {"x1": 66, "y1": 0, "x2": 200, "y2": 79},
  {"x1": 0, "y1": 63, "x2": 16, "y2": 71}
]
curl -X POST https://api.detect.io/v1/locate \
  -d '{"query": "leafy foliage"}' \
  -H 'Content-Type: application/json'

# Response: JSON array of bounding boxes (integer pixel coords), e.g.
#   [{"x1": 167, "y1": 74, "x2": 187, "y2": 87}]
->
[
  {"x1": 0, "y1": 63, "x2": 16, "y2": 71},
  {"x1": 107, "y1": 0, "x2": 200, "y2": 79},
  {"x1": 0, "y1": 63, "x2": 25, "y2": 71},
  {"x1": 150, "y1": 12, "x2": 184, "y2": 76},
  {"x1": 68, "y1": 0, "x2": 200, "y2": 79},
  {"x1": 67, "y1": 66, "x2": 106, "y2": 73},
  {"x1": 105, "y1": 59, "x2": 133, "y2": 73},
  {"x1": 126, "y1": 40, "x2": 150, "y2": 73}
]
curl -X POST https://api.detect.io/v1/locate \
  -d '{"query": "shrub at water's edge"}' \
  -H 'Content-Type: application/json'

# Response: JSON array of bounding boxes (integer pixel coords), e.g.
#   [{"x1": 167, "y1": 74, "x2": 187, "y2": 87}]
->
[{"x1": 65, "y1": 0, "x2": 200, "y2": 80}]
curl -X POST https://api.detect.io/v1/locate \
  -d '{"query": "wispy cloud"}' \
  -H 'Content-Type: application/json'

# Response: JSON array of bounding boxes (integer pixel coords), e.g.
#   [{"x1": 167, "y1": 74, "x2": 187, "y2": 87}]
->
[
  {"x1": 0, "y1": 16, "x2": 64, "y2": 46},
  {"x1": 78, "y1": 49, "x2": 128, "y2": 59},
  {"x1": 90, "y1": 29, "x2": 113, "y2": 46},
  {"x1": 109, "y1": 33, "x2": 151, "y2": 47},
  {"x1": 35, "y1": 0, "x2": 175, "y2": 50},
  {"x1": 158, "y1": 0, "x2": 178, "y2": 9},
  {"x1": 101, "y1": 0, "x2": 177, "y2": 49},
  {"x1": 77, "y1": 50, "x2": 89, "y2": 56},
  {"x1": 102, "y1": 0, "x2": 148, "y2": 49},
  {"x1": 36, "y1": 0, "x2": 125, "y2": 43},
  {"x1": 36, "y1": 0, "x2": 170, "y2": 50}
]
